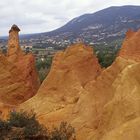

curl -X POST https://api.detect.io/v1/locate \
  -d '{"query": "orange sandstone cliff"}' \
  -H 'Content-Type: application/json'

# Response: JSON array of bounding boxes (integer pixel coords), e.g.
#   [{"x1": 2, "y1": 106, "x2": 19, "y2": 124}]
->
[
  {"x1": 20, "y1": 43, "x2": 101, "y2": 114},
  {"x1": 0, "y1": 25, "x2": 40, "y2": 108},
  {"x1": 7, "y1": 25, "x2": 40, "y2": 98},
  {"x1": 119, "y1": 29, "x2": 140, "y2": 61},
  {"x1": 19, "y1": 29, "x2": 140, "y2": 140}
]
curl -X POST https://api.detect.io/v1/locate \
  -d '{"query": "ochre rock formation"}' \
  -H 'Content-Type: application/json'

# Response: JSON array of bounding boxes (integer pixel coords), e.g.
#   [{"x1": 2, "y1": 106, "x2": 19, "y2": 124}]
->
[
  {"x1": 119, "y1": 29, "x2": 140, "y2": 61},
  {"x1": 20, "y1": 43, "x2": 101, "y2": 114},
  {"x1": 7, "y1": 24, "x2": 23, "y2": 62},
  {"x1": 20, "y1": 29, "x2": 140, "y2": 140},
  {"x1": 98, "y1": 63, "x2": 140, "y2": 140},
  {"x1": 0, "y1": 25, "x2": 40, "y2": 109},
  {"x1": 81, "y1": 30, "x2": 140, "y2": 140},
  {"x1": 7, "y1": 25, "x2": 40, "y2": 96}
]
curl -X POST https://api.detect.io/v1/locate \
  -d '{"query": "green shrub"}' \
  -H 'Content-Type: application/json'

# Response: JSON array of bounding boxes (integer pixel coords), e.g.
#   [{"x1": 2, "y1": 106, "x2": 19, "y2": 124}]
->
[
  {"x1": 0, "y1": 111, "x2": 76, "y2": 140},
  {"x1": 8, "y1": 111, "x2": 35, "y2": 128},
  {"x1": 38, "y1": 68, "x2": 48, "y2": 83},
  {"x1": 36, "y1": 57, "x2": 52, "y2": 71},
  {"x1": 0, "y1": 119, "x2": 11, "y2": 139},
  {"x1": 24, "y1": 117, "x2": 43, "y2": 137},
  {"x1": 50, "y1": 122, "x2": 76, "y2": 140},
  {"x1": 36, "y1": 57, "x2": 53, "y2": 82}
]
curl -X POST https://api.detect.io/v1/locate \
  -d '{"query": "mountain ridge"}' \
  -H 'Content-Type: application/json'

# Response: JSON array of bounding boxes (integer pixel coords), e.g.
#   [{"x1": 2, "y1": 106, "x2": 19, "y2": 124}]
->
[
  {"x1": 46, "y1": 5, "x2": 140, "y2": 35},
  {"x1": 16, "y1": 5, "x2": 140, "y2": 48},
  {"x1": 1, "y1": 5, "x2": 140, "y2": 45},
  {"x1": 24, "y1": 6, "x2": 140, "y2": 35}
]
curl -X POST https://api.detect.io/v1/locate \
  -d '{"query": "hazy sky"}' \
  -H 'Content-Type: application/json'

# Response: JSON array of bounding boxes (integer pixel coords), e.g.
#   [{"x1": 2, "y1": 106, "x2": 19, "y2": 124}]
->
[{"x1": 0, "y1": 0, "x2": 140, "y2": 35}]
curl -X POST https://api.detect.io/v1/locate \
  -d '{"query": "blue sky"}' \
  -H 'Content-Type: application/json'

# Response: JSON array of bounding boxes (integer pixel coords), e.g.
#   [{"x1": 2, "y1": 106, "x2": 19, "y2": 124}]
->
[{"x1": 0, "y1": 0, "x2": 140, "y2": 35}]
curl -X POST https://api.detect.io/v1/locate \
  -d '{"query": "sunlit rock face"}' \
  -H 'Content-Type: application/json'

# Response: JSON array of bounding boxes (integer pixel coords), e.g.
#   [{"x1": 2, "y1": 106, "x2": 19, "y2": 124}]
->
[
  {"x1": 20, "y1": 43, "x2": 101, "y2": 114},
  {"x1": 84, "y1": 30, "x2": 140, "y2": 140},
  {"x1": 0, "y1": 25, "x2": 40, "y2": 109},
  {"x1": 7, "y1": 25, "x2": 40, "y2": 97},
  {"x1": 119, "y1": 29, "x2": 140, "y2": 61},
  {"x1": 19, "y1": 29, "x2": 140, "y2": 140}
]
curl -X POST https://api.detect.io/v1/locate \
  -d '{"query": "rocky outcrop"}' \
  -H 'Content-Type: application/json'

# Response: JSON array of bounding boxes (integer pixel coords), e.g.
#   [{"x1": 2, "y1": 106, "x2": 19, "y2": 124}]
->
[
  {"x1": 7, "y1": 25, "x2": 40, "y2": 96},
  {"x1": 7, "y1": 24, "x2": 23, "y2": 62},
  {"x1": 20, "y1": 43, "x2": 101, "y2": 114},
  {"x1": 119, "y1": 29, "x2": 140, "y2": 61},
  {"x1": 19, "y1": 29, "x2": 140, "y2": 140},
  {"x1": 84, "y1": 60, "x2": 140, "y2": 140},
  {"x1": 83, "y1": 30, "x2": 140, "y2": 139},
  {"x1": 0, "y1": 25, "x2": 40, "y2": 108}
]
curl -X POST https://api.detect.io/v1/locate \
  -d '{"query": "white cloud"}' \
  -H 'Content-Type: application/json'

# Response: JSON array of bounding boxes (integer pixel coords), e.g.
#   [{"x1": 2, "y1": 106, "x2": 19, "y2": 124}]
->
[{"x1": 0, "y1": 0, "x2": 140, "y2": 35}]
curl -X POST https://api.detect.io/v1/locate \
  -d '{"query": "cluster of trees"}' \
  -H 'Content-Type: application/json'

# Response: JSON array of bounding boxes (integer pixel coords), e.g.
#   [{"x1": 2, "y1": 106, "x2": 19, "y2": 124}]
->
[
  {"x1": 36, "y1": 57, "x2": 52, "y2": 71},
  {"x1": 94, "y1": 41, "x2": 121, "y2": 68},
  {"x1": 36, "y1": 57, "x2": 53, "y2": 83},
  {"x1": 0, "y1": 111, "x2": 76, "y2": 140},
  {"x1": 35, "y1": 40, "x2": 122, "y2": 82},
  {"x1": 95, "y1": 46, "x2": 119, "y2": 68}
]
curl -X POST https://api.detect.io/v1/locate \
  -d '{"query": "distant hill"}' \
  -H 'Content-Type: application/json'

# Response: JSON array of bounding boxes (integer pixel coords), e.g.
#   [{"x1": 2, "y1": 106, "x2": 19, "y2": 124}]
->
[
  {"x1": 47, "y1": 6, "x2": 140, "y2": 33},
  {"x1": 2, "y1": 5, "x2": 140, "y2": 47},
  {"x1": 37, "y1": 5, "x2": 140, "y2": 44}
]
